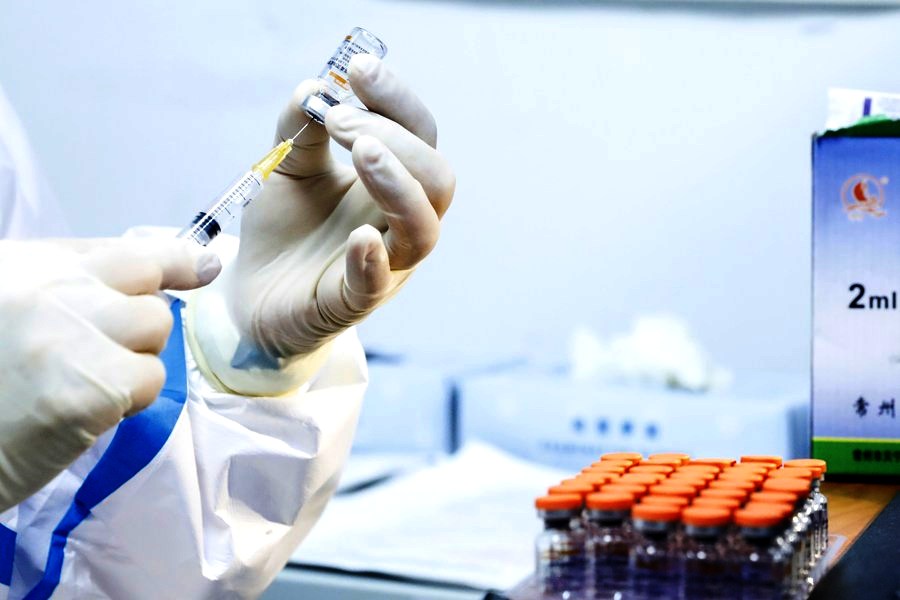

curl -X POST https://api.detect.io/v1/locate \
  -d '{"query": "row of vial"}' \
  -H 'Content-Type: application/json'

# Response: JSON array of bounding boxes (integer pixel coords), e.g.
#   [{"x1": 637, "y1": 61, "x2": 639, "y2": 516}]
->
[{"x1": 534, "y1": 453, "x2": 828, "y2": 599}]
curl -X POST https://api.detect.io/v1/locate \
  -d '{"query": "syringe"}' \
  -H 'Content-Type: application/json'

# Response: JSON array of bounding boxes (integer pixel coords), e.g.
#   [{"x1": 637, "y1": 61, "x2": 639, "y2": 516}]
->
[{"x1": 178, "y1": 122, "x2": 310, "y2": 246}]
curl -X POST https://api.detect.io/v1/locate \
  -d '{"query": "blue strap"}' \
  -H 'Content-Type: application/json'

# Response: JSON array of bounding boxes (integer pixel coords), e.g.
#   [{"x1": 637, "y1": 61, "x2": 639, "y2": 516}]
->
[
  {"x1": 0, "y1": 524, "x2": 15, "y2": 586},
  {"x1": 24, "y1": 299, "x2": 188, "y2": 600}
]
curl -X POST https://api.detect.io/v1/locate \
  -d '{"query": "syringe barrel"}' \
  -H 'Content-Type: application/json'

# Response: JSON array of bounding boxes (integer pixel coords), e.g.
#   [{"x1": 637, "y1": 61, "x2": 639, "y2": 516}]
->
[
  {"x1": 302, "y1": 27, "x2": 387, "y2": 124},
  {"x1": 178, "y1": 170, "x2": 263, "y2": 246}
]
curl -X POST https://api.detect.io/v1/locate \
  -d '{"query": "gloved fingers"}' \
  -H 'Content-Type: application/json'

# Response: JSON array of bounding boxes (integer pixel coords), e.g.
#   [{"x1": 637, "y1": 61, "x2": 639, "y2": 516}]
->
[
  {"x1": 78, "y1": 239, "x2": 221, "y2": 294},
  {"x1": 112, "y1": 352, "x2": 167, "y2": 416},
  {"x1": 273, "y1": 79, "x2": 335, "y2": 179},
  {"x1": 90, "y1": 294, "x2": 174, "y2": 355},
  {"x1": 348, "y1": 55, "x2": 438, "y2": 148},
  {"x1": 352, "y1": 136, "x2": 440, "y2": 271},
  {"x1": 343, "y1": 224, "x2": 392, "y2": 312},
  {"x1": 311, "y1": 226, "x2": 390, "y2": 339},
  {"x1": 327, "y1": 105, "x2": 455, "y2": 218}
]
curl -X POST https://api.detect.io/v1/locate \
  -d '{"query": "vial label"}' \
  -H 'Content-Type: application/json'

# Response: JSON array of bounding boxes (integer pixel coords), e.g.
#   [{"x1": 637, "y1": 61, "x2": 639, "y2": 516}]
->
[{"x1": 325, "y1": 36, "x2": 369, "y2": 90}]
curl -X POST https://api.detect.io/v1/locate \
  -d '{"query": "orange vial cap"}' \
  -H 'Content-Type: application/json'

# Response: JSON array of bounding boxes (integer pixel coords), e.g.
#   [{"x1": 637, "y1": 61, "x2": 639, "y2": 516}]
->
[
  {"x1": 783, "y1": 458, "x2": 827, "y2": 475},
  {"x1": 767, "y1": 468, "x2": 813, "y2": 480},
  {"x1": 640, "y1": 458, "x2": 682, "y2": 469},
  {"x1": 692, "y1": 497, "x2": 741, "y2": 512},
  {"x1": 548, "y1": 482, "x2": 593, "y2": 497},
  {"x1": 725, "y1": 464, "x2": 769, "y2": 475},
  {"x1": 668, "y1": 477, "x2": 708, "y2": 491},
  {"x1": 719, "y1": 471, "x2": 765, "y2": 485},
  {"x1": 677, "y1": 465, "x2": 721, "y2": 475},
  {"x1": 630, "y1": 465, "x2": 676, "y2": 476},
  {"x1": 584, "y1": 464, "x2": 627, "y2": 475},
  {"x1": 620, "y1": 473, "x2": 666, "y2": 486},
  {"x1": 603, "y1": 483, "x2": 648, "y2": 499},
  {"x1": 632, "y1": 504, "x2": 682, "y2": 523},
  {"x1": 670, "y1": 471, "x2": 716, "y2": 483},
  {"x1": 577, "y1": 473, "x2": 618, "y2": 490},
  {"x1": 586, "y1": 492, "x2": 635, "y2": 512},
  {"x1": 741, "y1": 455, "x2": 783, "y2": 467},
  {"x1": 749, "y1": 491, "x2": 799, "y2": 505},
  {"x1": 649, "y1": 452, "x2": 691, "y2": 465},
  {"x1": 734, "y1": 507, "x2": 787, "y2": 528},
  {"x1": 591, "y1": 460, "x2": 634, "y2": 469},
  {"x1": 743, "y1": 501, "x2": 794, "y2": 518},
  {"x1": 709, "y1": 479, "x2": 755, "y2": 493},
  {"x1": 700, "y1": 488, "x2": 748, "y2": 502},
  {"x1": 536, "y1": 494, "x2": 582, "y2": 511},
  {"x1": 601, "y1": 452, "x2": 643, "y2": 464},
  {"x1": 641, "y1": 495, "x2": 691, "y2": 508},
  {"x1": 648, "y1": 484, "x2": 697, "y2": 499},
  {"x1": 689, "y1": 458, "x2": 736, "y2": 469},
  {"x1": 762, "y1": 478, "x2": 811, "y2": 495},
  {"x1": 681, "y1": 507, "x2": 731, "y2": 527}
]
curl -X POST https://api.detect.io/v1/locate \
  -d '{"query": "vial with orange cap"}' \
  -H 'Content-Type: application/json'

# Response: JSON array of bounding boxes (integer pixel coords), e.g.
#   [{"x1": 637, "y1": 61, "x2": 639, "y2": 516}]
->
[
  {"x1": 629, "y1": 504, "x2": 682, "y2": 599},
  {"x1": 300, "y1": 27, "x2": 388, "y2": 124},
  {"x1": 678, "y1": 507, "x2": 733, "y2": 599},
  {"x1": 585, "y1": 492, "x2": 635, "y2": 598},
  {"x1": 732, "y1": 506, "x2": 794, "y2": 599},
  {"x1": 785, "y1": 458, "x2": 829, "y2": 558},
  {"x1": 762, "y1": 476, "x2": 815, "y2": 584},
  {"x1": 769, "y1": 466, "x2": 826, "y2": 558},
  {"x1": 534, "y1": 494, "x2": 588, "y2": 595}
]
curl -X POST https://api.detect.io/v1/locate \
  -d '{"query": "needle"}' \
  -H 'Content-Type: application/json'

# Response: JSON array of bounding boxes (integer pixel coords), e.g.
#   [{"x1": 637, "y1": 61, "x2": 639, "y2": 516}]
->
[{"x1": 290, "y1": 119, "x2": 312, "y2": 142}]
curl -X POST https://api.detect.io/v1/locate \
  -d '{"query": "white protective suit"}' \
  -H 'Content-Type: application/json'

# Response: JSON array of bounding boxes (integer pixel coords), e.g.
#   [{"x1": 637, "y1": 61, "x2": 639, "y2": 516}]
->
[{"x1": 0, "y1": 86, "x2": 368, "y2": 599}]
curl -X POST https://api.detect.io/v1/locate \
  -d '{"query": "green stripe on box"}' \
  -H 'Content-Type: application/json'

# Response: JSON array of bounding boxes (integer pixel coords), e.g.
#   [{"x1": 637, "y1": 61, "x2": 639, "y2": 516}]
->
[{"x1": 812, "y1": 438, "x2": 900, "y2": 475}]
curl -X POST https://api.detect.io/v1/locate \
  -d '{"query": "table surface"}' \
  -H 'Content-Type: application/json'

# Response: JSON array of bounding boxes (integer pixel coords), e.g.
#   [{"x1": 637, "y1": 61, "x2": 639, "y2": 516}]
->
[{"x1": 823, "y1": 481, "x2": 900, "y2": 560}]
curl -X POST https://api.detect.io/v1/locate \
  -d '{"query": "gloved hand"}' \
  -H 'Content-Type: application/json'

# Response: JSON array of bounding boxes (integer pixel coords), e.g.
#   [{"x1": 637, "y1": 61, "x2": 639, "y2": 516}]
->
[
  {"x1": 0, "y1": 238, "x2": 220, "y2": 511},
  {"x1": 188, "y1": 54, "x2": 455, "y2": 395}
]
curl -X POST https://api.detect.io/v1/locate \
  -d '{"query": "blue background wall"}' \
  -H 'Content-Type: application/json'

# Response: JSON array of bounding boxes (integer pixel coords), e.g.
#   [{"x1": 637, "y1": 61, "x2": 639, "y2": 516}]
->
[{"x1": 2, "y1": 0, "x2": 899, "y2": 373}]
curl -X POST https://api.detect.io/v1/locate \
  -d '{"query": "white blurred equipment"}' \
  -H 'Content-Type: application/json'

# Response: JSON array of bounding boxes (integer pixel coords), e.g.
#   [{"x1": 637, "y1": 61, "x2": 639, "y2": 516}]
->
[{"x1": 460, "y1": 370, "x2": 808, "y2": 472}]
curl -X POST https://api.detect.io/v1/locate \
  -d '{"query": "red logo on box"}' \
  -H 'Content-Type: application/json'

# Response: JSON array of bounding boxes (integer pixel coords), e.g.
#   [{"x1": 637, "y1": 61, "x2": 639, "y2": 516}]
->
[{"x1": 841, "y1": 174, "x2": 888, "y2": 221}]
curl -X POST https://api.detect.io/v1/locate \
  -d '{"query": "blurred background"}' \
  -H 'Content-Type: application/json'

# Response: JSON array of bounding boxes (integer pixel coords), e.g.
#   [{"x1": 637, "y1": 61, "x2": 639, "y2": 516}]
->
[
  {"x1": 1, "y1": 2, "x2": 897, "y2": 594},
  {"x1": 7, "y1": 0, "x2": 900, "y2": 373}
]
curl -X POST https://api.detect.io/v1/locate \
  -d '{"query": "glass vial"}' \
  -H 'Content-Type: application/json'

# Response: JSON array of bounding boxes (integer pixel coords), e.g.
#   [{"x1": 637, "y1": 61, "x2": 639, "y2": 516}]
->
[
  {"x1": 629, "y1": 504, "x2": 682, "y2": 600},
  {"x1": 535, "y1": 494, "x2": 589, "y2": 596},
  {"x1": 301, "y1": 27, "x2": 388, "y2": 124},
  {"x1": 732, "y1": 507, "x2": 794, "y2": 600},
  {"x1": 679, "y1": 507, "x2": 733, "y2": 599},
  {"x1": 585, "y1": 492, "x2": 635, "y2": 599}
]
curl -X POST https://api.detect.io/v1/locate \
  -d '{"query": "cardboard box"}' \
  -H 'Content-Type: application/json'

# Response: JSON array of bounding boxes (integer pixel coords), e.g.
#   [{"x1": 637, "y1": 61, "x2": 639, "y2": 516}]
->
[{"x1": 812, "y1": 114, "x2": 900, "y2": 477}]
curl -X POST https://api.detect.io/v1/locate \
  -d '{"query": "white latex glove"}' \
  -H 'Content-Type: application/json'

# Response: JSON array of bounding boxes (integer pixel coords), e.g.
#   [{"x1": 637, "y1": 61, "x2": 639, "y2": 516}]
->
[
  {"x1": 189, "y1": 54, "x2": 455, "y2": 395},
  {"x1": 0, "y1": 238, "x2": 221, "y2": 511}
]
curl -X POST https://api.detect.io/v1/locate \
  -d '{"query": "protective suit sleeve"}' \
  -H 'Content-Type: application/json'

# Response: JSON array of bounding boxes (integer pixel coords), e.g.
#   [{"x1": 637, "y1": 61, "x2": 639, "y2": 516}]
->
[
  {"x1": 54, "y1": 322, "x2": 367, "y2": 599},
  {"x1": 8, "y1": 230, "x2": 368, "y2": 599}
]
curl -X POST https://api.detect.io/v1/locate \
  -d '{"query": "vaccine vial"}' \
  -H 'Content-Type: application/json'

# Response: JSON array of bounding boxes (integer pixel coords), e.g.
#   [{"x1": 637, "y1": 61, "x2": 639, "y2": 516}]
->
[
  {"x1": 523, "y1": 453, "x2": 832, "y2": 597},
  {"x1": 768, "y1": 467, "x2": 822, "y2": 562},
  {"x1": 585, "y1": 492, "x2": 635, "y2": 599},
  {"x1": 679, "y1": 507, "x2": 733, "y2": 599},
  {"x1": 301, "y1": 27, "x2": 388, "y2": 124},
  {"x1": 732, "y1": 507, "x2": 794, "y2": 599},
  {"x1": 762, "y1": 476, "x2": 814, "y2": 594},
  {"x1": 534, "y1": 494, "x2": 589, "y2": 596},
  {"x1": 629, "y1": 504, "x2": 682, "y2": 599},
  {"x1": 784, "y1": 459, "x2": 829, "y2": 559}
]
